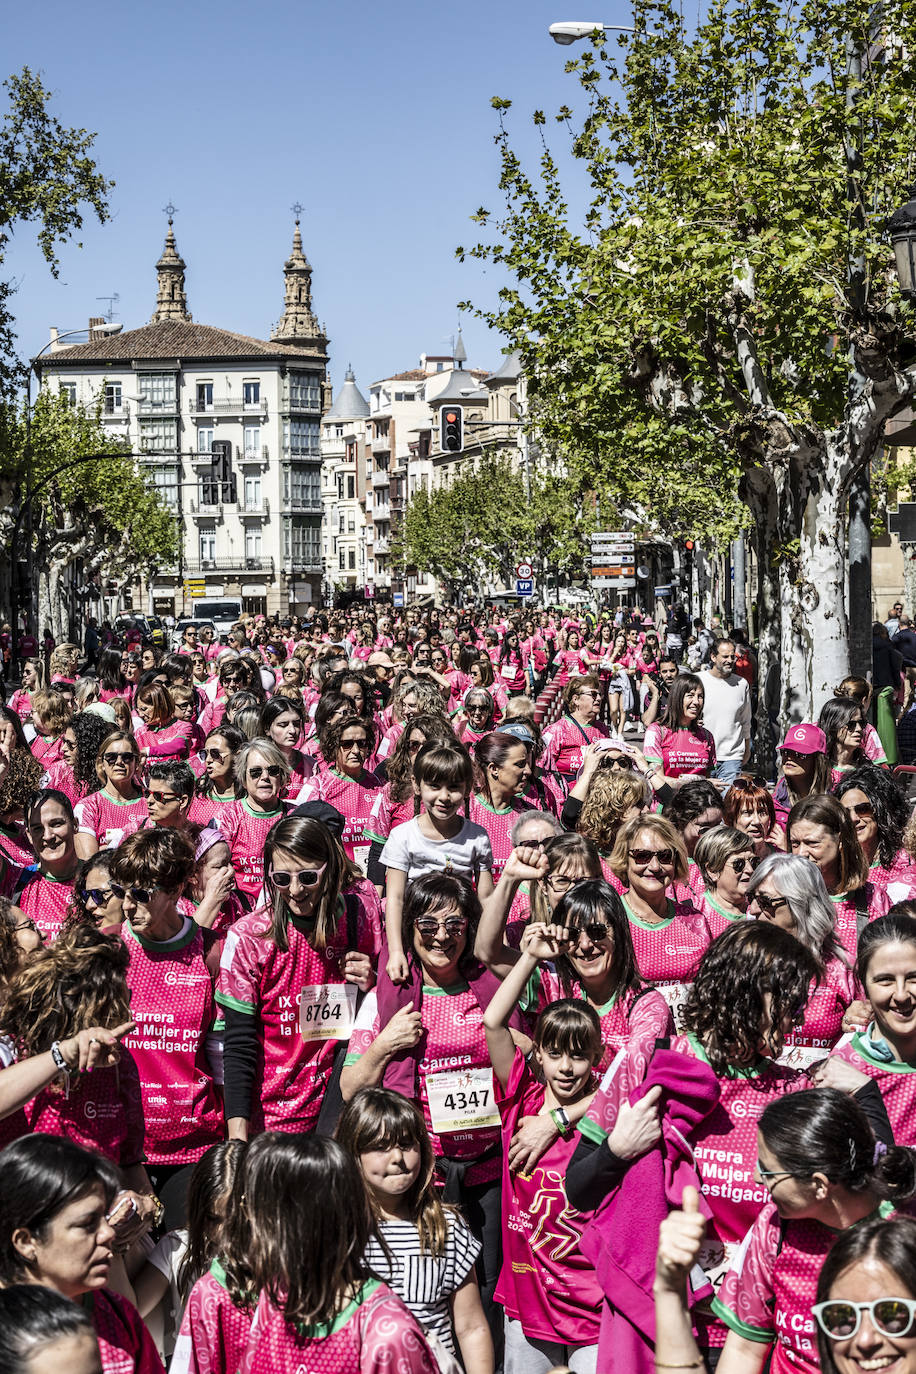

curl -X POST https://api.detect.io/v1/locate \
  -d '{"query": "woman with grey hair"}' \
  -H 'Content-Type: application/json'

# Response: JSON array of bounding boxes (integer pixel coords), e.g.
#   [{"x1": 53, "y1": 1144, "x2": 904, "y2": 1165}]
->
[
  {"x1": 214, "y1": 738, "x2": 290, "y2": 904},
  {"x1": 693, "y1": 825, "x2": 756, "y2": 935},
  {"x1": 746, "y1": 852, "x2": 862, "y2": 1066}
]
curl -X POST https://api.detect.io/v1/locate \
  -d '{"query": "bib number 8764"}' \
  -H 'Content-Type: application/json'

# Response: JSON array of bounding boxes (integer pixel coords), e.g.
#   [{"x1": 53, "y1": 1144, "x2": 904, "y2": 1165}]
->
[{"x1": 301, "y1": 1001, "x2": 342, "y2": 1024}]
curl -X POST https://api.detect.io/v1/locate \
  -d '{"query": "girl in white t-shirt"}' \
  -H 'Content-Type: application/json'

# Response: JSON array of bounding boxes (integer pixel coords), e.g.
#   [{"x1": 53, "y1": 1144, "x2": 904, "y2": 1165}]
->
[{"x1": 381, "y1": 742, "x2": 494, "y2": 983}]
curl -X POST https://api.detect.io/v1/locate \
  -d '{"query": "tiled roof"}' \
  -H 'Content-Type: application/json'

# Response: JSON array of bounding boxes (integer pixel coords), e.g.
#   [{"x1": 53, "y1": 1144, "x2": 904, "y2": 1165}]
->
[{"x1": 34, "y1": 319, "x2": 326, "y2": 368}]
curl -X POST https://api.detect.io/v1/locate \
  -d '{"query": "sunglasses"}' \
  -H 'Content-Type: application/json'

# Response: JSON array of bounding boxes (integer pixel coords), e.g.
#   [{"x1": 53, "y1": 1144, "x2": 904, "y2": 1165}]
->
[
  {"x1": 781, "y1": 749, "x2": 811, "y2": 763},
  {"x1": 110, "y1": 883, "x2": 154, "y2": 904},
  {"x1": 269, "y1": 865, "x2": 327, "y2": 888},
  {"x1": 248, "y1": 765, "x2": 283, "y2": 779},
  {"x1": 202, "y1": 748, "x2": 229, "y2": 761},
  {"x1": 845, "y1": 800, "x2": 874, "y2": 819},
  {"x1": 813, "y1": 1297, "x2": 916, "y2": 1341},
  {"x1": 103, "y1": 752, "x2": 135, "y2": 766},
  {"x1": 415, "y1": 917, "x2": 469, "y2": 938},
  {"x1": 728, "y1": 856, "x2": 759, "y2": 875},
  {"x1": 753, "y1": 893, "x2": 789, "y2": 915},
  {"x1": 340, "y1": 738, "x2": 369, "y2": 751},
  {"x1": 147, "y1": 790, "x2": 181, "y2": 805},
  {"x1": 80, "y1": 887, "x2": 114, "y2": 906},
  {"x1": 607, "y1": 757, "x2": 634, "y2": 771},
  {"x1": 570, "y1": 920, "x2": 611, "y2": 944},
  {"x1": 629, "y1": 847, "x2": 675, "y2": 866}
]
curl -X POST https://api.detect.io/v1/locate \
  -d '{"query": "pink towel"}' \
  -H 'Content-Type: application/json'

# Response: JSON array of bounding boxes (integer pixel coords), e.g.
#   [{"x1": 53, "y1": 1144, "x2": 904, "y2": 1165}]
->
[{"x1": 580, "y1": 1047, "x2": 720, "y2": 1374}]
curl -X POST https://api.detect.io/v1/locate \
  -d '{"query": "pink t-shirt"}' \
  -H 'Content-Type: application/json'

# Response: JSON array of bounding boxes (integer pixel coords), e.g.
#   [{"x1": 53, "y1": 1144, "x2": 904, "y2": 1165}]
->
[
  {"x1": 135, "y1": 719, "x2": 195, "y2": 759},
  {"x1": 30, "y1": 734, "x2": 64, "y2": 767},
  {"x1": 830, "y1": 883, "x2": 890, "y2": 959},
  {"x1": 40, "y1": 759, "x2": 90, "y2": 807},
  {"x1": 88, "y1": 1287, "x2": 166, "y2": 1374},
  {"x1": 0, "y1": 823, "x2": 33, "y2": 869},
  {"x1": 375, "y1": 722, "x2": 404, "y2": 763},
  {"x1": 214, "y1": 800, "x2": 288, "y2": 900},
  {"x1": 363, "y1": 785, "x2": 421, "y2": 846},
  {"x1": 172, "y1": 1261, "x2": 254, "y2": 1374},
  {"x1": 466, "y1": 795, "x2": 534, "y2": 883},
  {"x1": 712, "y1": 1201, "x2": 895, "y2": 1373},
  {"x1": 620, "y1": 896, "x2": 712, "y2": 1020},
  {"x1": 13, "y1": 870, "x2": 74, "y2": 942},
  {"x1": 346, "y1": 982, "x2": 502, "y2": 1185},
  {"x1": 26, "y1": 1057, "x2": 144, "y2": 1167},
  {"x1": 870, "y1": 850, "x2": 916, "y2": 904},
  {"x1": 542, "y1": 716, "x2": 609, "y2": 778},
  {"x1": 495, "y1": 1050, "x2": 603, "y2": 1344},
  {"x1": 188, "y1": 792, "x2": 237, "y2": 827},
  {"x1": 293, "y1": 769, "x2": 381, "y2": 869},
  {"x1": 778, "y1": 956, "x2": 858, "y2": 1070},
  {"x1": 216, "y1": 898, "x2": 381, "y2": 1133},
  {"x1": 699, "y1": 894, "x2": 746, "y2": 939},
  {"x1": 122, "y1": 919, "x2": 224, "y2": 1164},
  {"x1": 74, "y1": 789, "x2": 149, "y2": 850},
  {"x1": 239, "y1": 1279, "x2": 437, "y2": 1374},
  {"x1": 534, "y1": 968, "x2": 673, "y2": 1073},
  {"x1": 833, "y1": 1030, "x2": 916, "y2": 1146},
  {"x1": 862, "y1": 722, "x2": 887, "y2": 764},
  {"x1": 8, "y1": 689, "x2": 31, "y2": 721},
  {"x1": 643, "y1": 723, "x2": 717, "y2": 778}
]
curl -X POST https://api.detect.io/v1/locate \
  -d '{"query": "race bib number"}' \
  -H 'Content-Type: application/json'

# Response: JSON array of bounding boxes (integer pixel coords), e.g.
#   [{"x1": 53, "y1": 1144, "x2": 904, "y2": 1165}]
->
[
  {"x1": 426, "y1": 1067, "x2": 499, "y2": 1134},
  {"x1": 352, "y1": 843, "x2": 370, "y2": 872},
  {"x1": 697, "y1": 1238, "x2": 739, "y2": 1291},
  {"x1": 299, "y1": 984, "x2": 357, "y2": 1042},
  {"x1": 501, "y1": 665, "x2": 517, "y2": 680},
  {"x1": 655, "y1": 980, "x2": 690, "y2": 1025}
]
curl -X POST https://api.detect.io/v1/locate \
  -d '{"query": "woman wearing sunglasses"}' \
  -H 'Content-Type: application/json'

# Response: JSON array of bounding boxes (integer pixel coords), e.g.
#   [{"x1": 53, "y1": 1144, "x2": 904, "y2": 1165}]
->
[
  {"x1": 693, "y1": 826, "x2": 757, "y2": 935},
  {"x1": 820, "y1": 696, "x2": 870, "y2": 788},
  {"x1": 830, "y1": 910, "x2": 916, "y2": 1147},
  {"x1": 198, "y1": 660, "x2": 252, "y2": 736},
  {"x1": 641, "y1": 673, "x2": 716, "y2": 789},
  {"x1": 455, "y1": 688, "x2": 497, "y2": 747},
  {"x1": 214, "y1": 740, "x2": 290, "y2": 904},
  {"x1": 73, "y1": 731, "x2": 147, "y2": 859},
  {"x1": 542, "y1": 676, "x2": 609, "y2": 790},
  {"x1": 787, "y1": 793, "x2": 889, "y2": 958},
  {"x1": 218, "y1": 815, "x2": 379, "y2": 1139},
  {"x1": 188, "y1": 725, "x2": 245, "y2": 827},
  {"x1": 654, "y1": 1091, "x2": 911, "y2": 1374},
  {"x1": 259, "y1": 698, "x2": 314, "y2": 801},
  {"x1": 467, "y1": 656, "x2": 508, "y2": 718},
  {"x1": 836, "y1": 766, "x2": 916, "y2": 901},
  {"x1": 133, "y1": 681, "x2": 195, "y2": 762},
  {"x1": 746, "y1": 853, "x2": 861, "y2": 1067},
  {"x1": 13, "y1": 790, "x2": 81, "y2": 944},
  {"x1": 111, "y1": 827, "x2": 223, "y2": 1206},
  {"x1": 607, "y1": 814, "x2": 711, "y2": 1020},
  {"x1": 63, "y1": 852, "x2": 125, "y2": 935},
  {"x1": 814, "y1": 1215, "x2": 916, "y2": 1374},
  {"x1": 773, "y1": 723, "x2": 832, "y2": 827},
  {"x1": 294, "y1": 717, "x2": 380, "y2": 871}
]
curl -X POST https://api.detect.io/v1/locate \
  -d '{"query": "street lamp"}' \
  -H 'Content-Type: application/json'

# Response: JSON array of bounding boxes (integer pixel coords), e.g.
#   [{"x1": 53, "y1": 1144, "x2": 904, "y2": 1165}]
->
[
  {"x1": 889, "y1": 190, "x2": 916, "y2": 298},
  {"x1": 549, "y1": 20, "x2": 640, "y2": 43}
]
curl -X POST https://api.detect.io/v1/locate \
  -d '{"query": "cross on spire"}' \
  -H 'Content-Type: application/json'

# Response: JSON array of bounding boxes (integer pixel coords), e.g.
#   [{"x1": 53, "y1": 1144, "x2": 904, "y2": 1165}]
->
[
  {"x1": 163, "y1": 201, "x2": 177, "y2": 224},
  {"x1": 291, "y1": 201, "x2": 304, "y2": 224}
]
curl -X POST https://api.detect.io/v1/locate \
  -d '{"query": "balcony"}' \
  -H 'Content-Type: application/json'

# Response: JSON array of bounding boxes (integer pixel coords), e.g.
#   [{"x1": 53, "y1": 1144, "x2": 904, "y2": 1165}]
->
[
  {"x1": 102, "y1": 402, "x2": 130, "y2": 421},
  {"x1": 238, "y1": 445, "x2": 270, "y2": 464},
  {"x1": 183, "y1": 557, "x2": 275, "y2": 575},
  {"x1": 374, "y1": 536, "x2": 391, "y2": 556},
  {"x1": 372, "y1": 468, "x2": 390, "y2": 487},
  {"x1": 188, "y1": 500, "x2": 223, "y2": 517},
  {"x1": 239, "y1": 497, "x2": 270, "y2": 518},
  {"x1": 138, "y1": 397, "x2": 179, "y2": 415},
  {"x1": 283, "y1": 445, "x2": 320, "y2": 460},
  {"x1": 371, "y1": 434, "x2": 391, "y2": 454},
  {"x1": 282, "y1": 389, "x2": 321, "y2": 414},
  {"x1": 189, "y1": 398, "x2": 268, "y2": 417},
  {"x1": 282, "y1": 558, "x2": 323, "y2": 576},
  {"x1": 282, "y1": 498, "x2": 323, "y2": 515}
]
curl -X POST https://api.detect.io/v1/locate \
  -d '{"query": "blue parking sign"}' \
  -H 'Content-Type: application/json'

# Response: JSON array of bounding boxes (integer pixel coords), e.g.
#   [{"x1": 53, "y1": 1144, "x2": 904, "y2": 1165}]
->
[{"x1": 516, "y1": 579, "x2": 534, "y2": 597}]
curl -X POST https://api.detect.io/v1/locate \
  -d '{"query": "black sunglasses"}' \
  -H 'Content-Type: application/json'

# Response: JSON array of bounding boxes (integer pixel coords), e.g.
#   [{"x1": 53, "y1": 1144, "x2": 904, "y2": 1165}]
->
[
  {"x1": 110, "y1": 883, "x2": 153, "y2": 904},
  {"x1": 248, "y1": 765, "x2": 283, "y2": 779}
]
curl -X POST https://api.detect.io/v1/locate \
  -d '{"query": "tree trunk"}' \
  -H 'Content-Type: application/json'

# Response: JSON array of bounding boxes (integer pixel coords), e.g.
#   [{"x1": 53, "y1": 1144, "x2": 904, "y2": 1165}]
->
[{"x1": 745, "y1": 469, "x2": 780, "y2": 777}]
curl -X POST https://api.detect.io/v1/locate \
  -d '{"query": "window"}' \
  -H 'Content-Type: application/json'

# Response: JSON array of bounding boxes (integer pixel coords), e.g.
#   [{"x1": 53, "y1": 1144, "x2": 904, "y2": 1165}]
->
[
  {"x1": 244, "y1": 475, "x2": 261, "y2": 509},
  {"x1": 284, "y1": 420, "x2": 319, "y2": 456},
  {"x1": 339, "y1": 550, "x2": 346, "y2": 571},
  {"x1": 338, "y1": 512, "x2": 345, "y2": 533},
  {"x1": 243, "y1": 425, "x2": 260, "y2": 457},
  {"x1": 104, "y1": 383, "x2": 122, "y2": 414},
  {"x1": 139, "y1": 419, "x2": 178, "y2": 453},
  {"x1": 286, "y1": 465, "x2": 321, "y2": 508},
  {"x1": 348, "y1": 519, "x2": 355, "y2": 533},
  {"x1": 197, "y1": 427, "x2": 214, "y2": 453},
  {"x1": 245, "y1": 528, "x2": 262, "y2": 560},
  {"x1": 198, "y1": 476, "x2": 220, "y2": 506},
  {"x1": 139, "y1": 372, "x2": 176, "y2": 410},
  {"x1": 199, "y1": 530, "x2": 216, "y2": 563},
  {"x1": 57, "y1": 382, "x2": 77, "y2": 405},
  {"x1": 289, "y1": 372, "x2": 321, "y2": 410},
  {"x1": 286, "y1": 517, "x2": 321, "y2": 565},
  {"x1": 347, "y1": 475, "x2": 355, "y2": 499},
  {"x1": 150, "y1": 467, "x2": 178, "y2": 509},
  {"x1": 336, "y1": 425, "x2": 343, "y2": 438},
  {"x1": 196, "y1": 382, "x2": 213, "y2": 411},
  {"x1": 243, "y1": 380, "x2": 260, "y2": 407},
  {"x1": 349, "y1": 550, "x2": 356, "y2": 570},
  {"x1": 394, "y1": 391, "x2": 415, "y2": 402}
]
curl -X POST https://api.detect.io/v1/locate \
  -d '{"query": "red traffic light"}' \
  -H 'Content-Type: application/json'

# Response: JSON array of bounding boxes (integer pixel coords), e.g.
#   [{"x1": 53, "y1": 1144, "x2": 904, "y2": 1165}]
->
[{"x1": 684, "y1": 539, "x2": 694, "y2": 550}]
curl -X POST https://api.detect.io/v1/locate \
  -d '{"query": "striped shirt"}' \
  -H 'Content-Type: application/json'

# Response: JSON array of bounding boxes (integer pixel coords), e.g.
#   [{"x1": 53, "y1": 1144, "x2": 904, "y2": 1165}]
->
[{"x1": 365, "y1": 1214, "x2": 480, "y2": 1354}]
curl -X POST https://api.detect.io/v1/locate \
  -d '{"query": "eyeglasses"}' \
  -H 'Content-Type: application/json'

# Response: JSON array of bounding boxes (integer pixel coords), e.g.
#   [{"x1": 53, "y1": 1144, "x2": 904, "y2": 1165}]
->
[
  {"x1": 756, "y1": 1163, "x2": 797, "y2": 1184},
  {"x1": 80, "y1": 888, "x2": 114, "y2": 906},
  {"x1": 13, "y1": 917, "x2": 38, "y2": 933},
  {"x1": 607, "y1": 756, "x2": 634, "y2": 771},
  {"x1": 110, "y1": 883, "x2": 154, "y2": 904},
  {"x1": 570, "y1": 920, "x2": 611, "y2": 944},
  {"x1": 728, "y1": 856, "x2": 759, "y2": 876},
  {"x1": 248, "y1": 765, "x2": 283, "y2": 780},
  {"x1": 147, "y1": 790, "x2": 181, "y2": 805},
  {"x1": 546, "y1": 874, "x2": 580, "y2": 894},
  {"x1": 202, "y1": 748, "x2": 229, "y2": 761},
  {"x1": 781, "y1": 748, "x2": 811, "y2": 764},
  {"x1": 753, "y1": 893, "x2": 789, "y2": 916},
  {"x1": 845, "y1": 800, "x2": 874, "y2": 819},
  {"x1": 415, "y1": 916, "x2": 469, "y2": 938},
  {"x1": 269, "y1": 864, "x2": 327, "y2": 888},
  {"x1": 340, "y1": 738, "x2": 369, "y2": 751},
  {"x1": 576, "y1": 690, "x2": 599, "y2": 699},
  {"x1": 813, "y1": 1298, "x2": 916, "y2": 1341},
  {"x1": 629, "y1": 847, "x2": 676, "y2": 867},
  {"x1": 103, "y1": 751, "x2": 135, "y2": 766}
]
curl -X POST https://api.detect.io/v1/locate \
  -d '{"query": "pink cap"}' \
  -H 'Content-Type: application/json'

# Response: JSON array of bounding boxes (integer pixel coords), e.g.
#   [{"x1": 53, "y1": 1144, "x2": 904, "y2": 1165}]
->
[{"x1": 779, "y1": 723, "x2": 827, "y2": 755}]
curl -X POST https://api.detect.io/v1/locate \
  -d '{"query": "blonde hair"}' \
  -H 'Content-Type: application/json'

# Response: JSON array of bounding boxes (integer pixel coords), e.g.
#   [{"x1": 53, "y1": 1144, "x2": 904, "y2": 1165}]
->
[
  {"x1": 609, "y1": 814, "x2": 689, "y2": 884},
  {"x1": 578, "y1": 771, "x2": 649, "y2": 853},
  {"x1": 30, "y1": 690, "x2": 71, "y2": 738}
]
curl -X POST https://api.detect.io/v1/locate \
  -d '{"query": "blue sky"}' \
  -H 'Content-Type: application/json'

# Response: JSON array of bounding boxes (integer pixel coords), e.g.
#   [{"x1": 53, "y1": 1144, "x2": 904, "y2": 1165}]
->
[{"x1": 3, "y1": 0, "x2": 635, "y2": 395}]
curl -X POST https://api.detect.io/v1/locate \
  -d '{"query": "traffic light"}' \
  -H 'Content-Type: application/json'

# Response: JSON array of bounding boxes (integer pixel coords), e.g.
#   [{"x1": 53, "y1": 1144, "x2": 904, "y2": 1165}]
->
[
  {"x1": 440, "y1": 407, "x2": 463, "y2": 453},
  {"x1": 211, "y1": 440, "x2": 236, "y2": 502}
]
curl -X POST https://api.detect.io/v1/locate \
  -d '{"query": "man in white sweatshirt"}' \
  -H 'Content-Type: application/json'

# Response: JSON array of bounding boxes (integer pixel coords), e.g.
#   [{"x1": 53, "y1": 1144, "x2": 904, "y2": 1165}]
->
[{"x1": 699, "y1": 638, "x2": 751, "y2": 788}]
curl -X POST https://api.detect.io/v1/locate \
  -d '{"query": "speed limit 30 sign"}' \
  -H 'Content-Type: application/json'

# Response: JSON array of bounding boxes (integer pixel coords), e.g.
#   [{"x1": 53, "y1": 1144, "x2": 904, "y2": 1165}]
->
[{"x1": 515, "y1": 561, "x2": 533, "y2": 579}]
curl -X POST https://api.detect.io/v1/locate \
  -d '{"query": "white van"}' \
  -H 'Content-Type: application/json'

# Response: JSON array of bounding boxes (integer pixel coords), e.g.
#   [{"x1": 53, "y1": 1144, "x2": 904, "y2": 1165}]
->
[{"x1": 192, "y1": 599, "x2": 243, "y2": 639}]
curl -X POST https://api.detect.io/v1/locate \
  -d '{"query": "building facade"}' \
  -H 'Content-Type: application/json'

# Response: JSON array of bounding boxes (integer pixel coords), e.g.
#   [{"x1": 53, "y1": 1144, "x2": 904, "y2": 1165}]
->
[
  {"x1": 34, "y1": 218, "x2": 330, "y2": 618},
  {"x1": 320, "y1": 368, "x2": 370, "y2": 600}
]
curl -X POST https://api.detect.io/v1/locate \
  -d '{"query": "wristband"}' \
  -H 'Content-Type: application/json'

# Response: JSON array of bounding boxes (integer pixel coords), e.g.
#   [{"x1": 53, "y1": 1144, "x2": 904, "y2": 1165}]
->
[
  {"x1": 50, "y1": 1041, "x2": 73, "y2": 1075},
  {"x1": 550, "y1": 1107, "x2": 572, "y2": 1136}
]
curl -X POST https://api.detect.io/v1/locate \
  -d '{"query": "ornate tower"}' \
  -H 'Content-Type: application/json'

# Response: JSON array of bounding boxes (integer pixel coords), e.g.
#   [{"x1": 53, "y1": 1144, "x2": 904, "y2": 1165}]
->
[
  {"x1": 271, "y1": 214, "x2": 325, "y2": 347},
  {"x1": 151, "y1": 214, "x2": 191, "y2": 324}
]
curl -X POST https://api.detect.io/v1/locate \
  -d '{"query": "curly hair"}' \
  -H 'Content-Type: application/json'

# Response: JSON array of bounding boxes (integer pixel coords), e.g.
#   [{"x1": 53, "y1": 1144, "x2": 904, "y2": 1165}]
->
[
  {"x1": 29, "y1": 690, "x2": 71, "y2": 738},
  {"x1": 0, "y1": 924, "x2": 131, "y2": 1066},
  {"x1": 835, "y1": 764, "x2": 909, "y2": 870},
  {"x1": 322, "y1": 669, "x2": 378, "y2": 716},
  {"x1": 318, "y1": 715, "x2": 378, "y2": 769},
  {"x1": 386, "y1": 714, "x2": 457, "y2": 804},
  {"x1": 70, "y1": 713, "x2": 114, "y2": 791},
  {"x1": 578, "y1": 771, "x2": 649, "y2": 853},
  {"x1": 0, "y1": 748, "x2": 43, "y2": 816},
  {"x1": 0, "y1": 897, "x2": 33, "y2": 991},
  {"x1": 680, "y1": 922, "x2": 819, "y2": 1075}
]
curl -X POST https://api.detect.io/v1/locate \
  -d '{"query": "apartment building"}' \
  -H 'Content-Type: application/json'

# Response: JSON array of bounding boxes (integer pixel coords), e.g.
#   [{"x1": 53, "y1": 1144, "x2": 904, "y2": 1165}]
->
[
  {"x1": 34, "y1": 218, "x2": 330, "y2": 617},
  {"x1": 320, "y1": 368, "x2": 370, "y2": 599}
]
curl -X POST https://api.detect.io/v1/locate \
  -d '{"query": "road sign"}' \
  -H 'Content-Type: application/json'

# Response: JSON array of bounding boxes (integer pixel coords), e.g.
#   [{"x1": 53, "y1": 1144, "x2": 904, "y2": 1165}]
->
[
  {"x1": 515, "y1": 579, "x2": 534, "y2": 597},
  {"x1": 592, "y1": 530, "x2": 635, "y2": 546},
  {"x1": 365, "y1": 584, "x2": 375, "y2": 600},
  {"x1": 590, "y1": 554, "x2": 635, "y2": 566},
  {"x1": 392, "y1": 592, "x2": 405, "y2": 607},
  {"x1": 592, "y1": 576, "x2": 636, "y2": 588},
  {"x1": 515, "y1": 561, "x2": 533, "y2": 579}
]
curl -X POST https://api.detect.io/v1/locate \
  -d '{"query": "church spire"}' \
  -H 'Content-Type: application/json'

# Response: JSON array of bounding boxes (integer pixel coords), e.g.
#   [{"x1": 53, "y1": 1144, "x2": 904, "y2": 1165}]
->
[
  {"x1": 271, "y1": 207, "x2": 325, "y2": 346},
  {"x1": 151, "y1": 205, "x2": 191, "y2": 324}
]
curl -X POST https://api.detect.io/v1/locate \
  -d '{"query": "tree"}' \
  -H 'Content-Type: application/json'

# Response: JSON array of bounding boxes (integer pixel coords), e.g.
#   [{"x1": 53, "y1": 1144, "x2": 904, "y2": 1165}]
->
[
  {"x1": 0, "y1": 392, "x2": 177, "y2": 642},
  {"x1": 393, "y1": 452, "x2": 598, "y2": 597},
  {"x1": 0, "y1": 67, "x2": 112, "y2": 398},
  {"x1": 459, "y1": 0, "x2": 916, "y2": 732}
]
